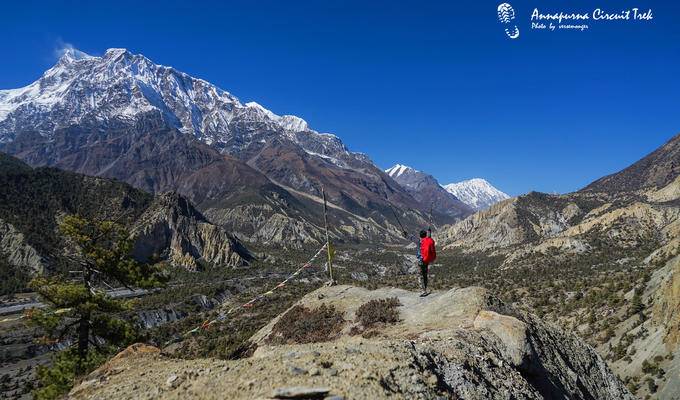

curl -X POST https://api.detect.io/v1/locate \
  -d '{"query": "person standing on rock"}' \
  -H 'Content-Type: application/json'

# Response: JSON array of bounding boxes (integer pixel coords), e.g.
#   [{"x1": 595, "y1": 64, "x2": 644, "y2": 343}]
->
[{"x1": 417, "y1": 229, "x2": 436, "y2": 296}]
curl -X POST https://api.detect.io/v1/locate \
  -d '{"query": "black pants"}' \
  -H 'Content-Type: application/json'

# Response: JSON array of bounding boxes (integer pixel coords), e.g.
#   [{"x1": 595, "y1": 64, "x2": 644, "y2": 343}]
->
[{"x1": 419, "y1": 261, "x2": 429, "y2": 291}]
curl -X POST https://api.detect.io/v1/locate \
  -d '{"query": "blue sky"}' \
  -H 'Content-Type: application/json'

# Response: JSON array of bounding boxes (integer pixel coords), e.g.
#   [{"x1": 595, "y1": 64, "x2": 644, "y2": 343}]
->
[{"x1": 2, "y1": 0, "x2": 679, "y2": 195}]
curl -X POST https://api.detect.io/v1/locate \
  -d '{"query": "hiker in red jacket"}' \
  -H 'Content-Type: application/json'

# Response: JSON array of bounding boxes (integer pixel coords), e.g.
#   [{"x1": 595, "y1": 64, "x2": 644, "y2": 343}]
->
[{"x1": 418, "y1": 229, "x2": 436, "y2": 296}]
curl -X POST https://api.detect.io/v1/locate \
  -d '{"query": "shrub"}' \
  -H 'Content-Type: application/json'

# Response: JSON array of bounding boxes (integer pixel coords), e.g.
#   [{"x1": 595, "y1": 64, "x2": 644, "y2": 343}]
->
[
  {"x1": 355, "y1": 297, "x2": 401, "y2": 329},
  {"x1": 645, "y1": 377, "x2": 657, "y2": 393},
  {"x1": 267, "y1": 304, "x2": 345, "y2": 345}
]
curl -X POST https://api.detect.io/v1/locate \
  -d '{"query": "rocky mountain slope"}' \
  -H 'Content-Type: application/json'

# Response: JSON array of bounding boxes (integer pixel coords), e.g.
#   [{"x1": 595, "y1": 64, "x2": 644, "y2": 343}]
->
[
  {"x1": 438, "y1": 191, "x2": 603, "y2": 255},
  {"x1": 440, "y1": 134, "x2": 680, "y2": 260},
  {"x1": 385, "y1": 164, "x2": 472, "y2": 221},
  {"x1": 583, "y1": 134, "x2": 680, "y2": 194},
  {"x1": 132, "y1": 192, "x2": 252, "y2": 271},
  {"x1": 69, "y1": 285, "x2": 633, "y2": 400},
  {"x1": 443, "y1": 178, "x2": 511, "y2": 211},
  {"x1": 0, "y1": 48, "x2": 431, "y2": 244},
  {"x1": 437, "y1": 133, "x2": 680, "y2": 398},
  {"x1": 597, "y1": 255, "x2": 680, "y2": 399},
  {"x1": 0, "y1": 48, "x2": 361, "y2": 169},
  {"x1": 0, "y1": 153, "x2": 250, "y2": 292}
]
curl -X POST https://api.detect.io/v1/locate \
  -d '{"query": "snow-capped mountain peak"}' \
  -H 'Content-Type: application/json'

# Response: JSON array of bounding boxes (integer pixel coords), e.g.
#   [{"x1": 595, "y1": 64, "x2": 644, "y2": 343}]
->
[
  {"x1": 0, "y1": 47, "x2": 362, "y2": 168},
  {"x1": 104, "y1": 47, "x2": 129, "y2": 58},
  {"x1": 385, "y1": 164, "x2": 417, "y2": 178},
  {"x1": 279, "y1": 115, "x2": 309, "y2": 132},
  {"x1": 245, "y1": 101, "x2": 278, "y2": 120},
  {"x1": 57, "y1": 47, "x2": 95, "y2": 63},
  {"x1": 443, "y1": 178, "x2": 510, "y2": 211},
  {"x1": 385, "y1": 163, "x2": 507, "y2": 213},
  {"x1": 245, "y1": 101, "x2": 309, "y2": 133}
]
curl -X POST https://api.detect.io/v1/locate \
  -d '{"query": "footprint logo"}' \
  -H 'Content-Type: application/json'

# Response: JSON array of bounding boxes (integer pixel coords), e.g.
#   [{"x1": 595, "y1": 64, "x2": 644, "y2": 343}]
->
[{"x1": 497, "y1": 3, "x2": 520, "y2": 39}]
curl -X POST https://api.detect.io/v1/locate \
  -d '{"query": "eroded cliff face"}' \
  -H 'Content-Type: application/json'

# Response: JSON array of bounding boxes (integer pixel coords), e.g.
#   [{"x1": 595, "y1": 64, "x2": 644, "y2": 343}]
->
[
  {"x1": 653, "y1": 258, "x2": 680, "y2": 399},
  {"x1": 132, "y1": 193, "x2": 251, "y2": 270},
  {"x1": 204, "y1": 203, "x2": 324, "y2": 248},
  {"x1": 653, "y1": 257, "x2": 680, "y2": 349},
  {"x1": 439, "y1": 197, "x2": 527, "y2": 252},
  {"x1": 441, "y1": 185, "x2": 680, "y2": 268},
  {"x1": 69, "y1": 285, "x2": 633, "y2": 400},
  {"x1": 587, "y1": 255, "x2": 680, "y2": 399},
  {"x1": 0, "y1": 218, "x2": 44, "y2": 274}
]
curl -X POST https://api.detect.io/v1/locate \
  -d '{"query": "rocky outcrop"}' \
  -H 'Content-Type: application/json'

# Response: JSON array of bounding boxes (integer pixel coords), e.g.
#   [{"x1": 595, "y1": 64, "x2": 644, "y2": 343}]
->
[
  {"x1": 69, "y1": 285, "x2": 633, "y2": 399},
  {"x1": 653, "y1": 257, "x2": 680, "y2": 399},
  {"x1": 0, "y1": 218, "x2": 44, "y2": 274},
  {"x1": 654, "y1": 257, "x2": 680, "y2": 348},
  {"x1": 204, "y1": 203, "x2": 324, "y2": 248},
  {"x1": 132, "y1": 193, "x2": 251, "y2": 269},
  {"x1": 136, "y1": 308, "x2": 187, "y2": 329},
  {"x1": 594, "y1": 255, "x2": 680, "y2": 399},
  {"x1": 438, "y1": 193, "x2": 588, "y2": 253},
  {"x1": 439, "y1": 197, "x2": 527, "y2": 252}
]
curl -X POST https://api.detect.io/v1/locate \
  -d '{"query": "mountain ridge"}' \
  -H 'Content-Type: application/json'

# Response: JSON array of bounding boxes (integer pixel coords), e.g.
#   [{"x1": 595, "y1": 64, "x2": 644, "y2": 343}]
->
[
  {"x1": 385, "y1": 164, "x2": 472, "y2": 221},
  {"x1": 0, "y1": 48, "x2": 434, "y2": 244},
  {"x1": 439, "y1": 132, "x2": 680, "y2": 257},
  {"x1": 582, "y1": 133, "x2": 680, "y2": 194},
  {"x1": 0, "y1": 152, "x2": 251, "y2": 293},
  {"x1": 0, "y1": 47, "x2": 371, "y2": 169},
  {"x1": 436, "y1": 133, "x2": 680, "y2": 398},
  {"x1": 385, "y1": 163, "x2": 508, "y2": 215}
]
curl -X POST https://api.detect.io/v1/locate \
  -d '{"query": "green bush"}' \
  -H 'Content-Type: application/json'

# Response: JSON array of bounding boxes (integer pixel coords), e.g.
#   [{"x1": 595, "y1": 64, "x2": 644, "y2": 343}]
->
[{"x1": 33, "y1": 348, "x2": 109, "y2": 400}]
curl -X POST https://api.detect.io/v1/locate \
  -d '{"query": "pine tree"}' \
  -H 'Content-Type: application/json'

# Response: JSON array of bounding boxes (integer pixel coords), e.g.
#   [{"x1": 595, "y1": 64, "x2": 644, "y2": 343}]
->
[
  {"x1": 630, "y1": 288, "x2": 644, "y2": 316},
  {"x1": 26, "y1": 215, "x2": 167, "y2": 399}
]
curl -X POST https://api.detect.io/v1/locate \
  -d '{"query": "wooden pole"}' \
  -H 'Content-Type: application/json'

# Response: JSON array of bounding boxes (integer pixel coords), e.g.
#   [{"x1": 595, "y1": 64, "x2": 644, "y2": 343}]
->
[
  {"x1": 321, "y1": 187, "x2": 335, "y2": 284},
  {"x1": 428, "y1": 203, "x2": 437, "y2": 234}
]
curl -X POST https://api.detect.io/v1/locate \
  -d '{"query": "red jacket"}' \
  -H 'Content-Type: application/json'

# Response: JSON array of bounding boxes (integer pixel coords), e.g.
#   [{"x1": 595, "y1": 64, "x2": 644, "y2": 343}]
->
[{"x1": 420, "y1": 237, "x2": 436, "y2": 264}]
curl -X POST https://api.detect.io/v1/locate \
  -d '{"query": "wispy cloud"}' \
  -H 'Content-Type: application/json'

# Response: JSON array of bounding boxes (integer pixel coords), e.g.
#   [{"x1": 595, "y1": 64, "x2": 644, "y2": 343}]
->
[{"x1": 53, "y1": 39, "x2": 92, "y2": 61}]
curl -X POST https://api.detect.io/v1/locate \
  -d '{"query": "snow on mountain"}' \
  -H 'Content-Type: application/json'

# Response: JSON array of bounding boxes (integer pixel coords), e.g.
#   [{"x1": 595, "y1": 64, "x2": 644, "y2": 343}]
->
[
  {"x1": 385, "y1": 164, "x2": 414, "y2": 179},
  {"x1": 385, "y1": 164, "x2": 435, "y2": 191},
  {"x1": 385, "y1": 164, "x2": 473, "y2": 219},
  {"x1": 443, "y1": 178, "x2": 510, "y2": 211},
  {"x1": 0, "y1": 48, "x2": 363, "y2": 168}
]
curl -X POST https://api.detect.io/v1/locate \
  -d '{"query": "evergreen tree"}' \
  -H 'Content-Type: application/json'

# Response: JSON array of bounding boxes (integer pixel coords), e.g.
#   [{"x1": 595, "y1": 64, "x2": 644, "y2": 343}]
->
[
  {"x1": 630, "y1": 288, "x2": 644, "y2": 316},
  {"x1": 26, "y1": 215, "x2": 166, "y2": 399}
]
